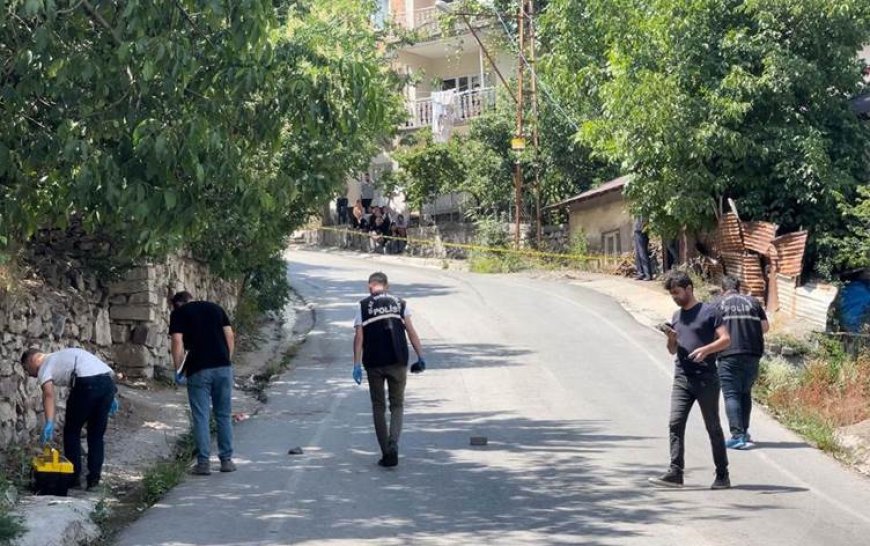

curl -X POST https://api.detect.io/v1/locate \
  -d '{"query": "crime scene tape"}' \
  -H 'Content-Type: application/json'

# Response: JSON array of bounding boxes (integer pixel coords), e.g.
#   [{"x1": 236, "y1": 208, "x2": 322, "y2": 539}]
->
[{"x1": 314, "y1": 226, "x2": 611, "y2": 267}]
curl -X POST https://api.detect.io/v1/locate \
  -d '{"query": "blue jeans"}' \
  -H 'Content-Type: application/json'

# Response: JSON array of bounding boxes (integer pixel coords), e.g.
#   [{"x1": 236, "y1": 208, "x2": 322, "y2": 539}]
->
[
  {"x1": 718, "y1": 355, "x2": 760, "y2": 437},
  {"x1": 187, "y1": 366, "x2": 234, "y2": 463}
]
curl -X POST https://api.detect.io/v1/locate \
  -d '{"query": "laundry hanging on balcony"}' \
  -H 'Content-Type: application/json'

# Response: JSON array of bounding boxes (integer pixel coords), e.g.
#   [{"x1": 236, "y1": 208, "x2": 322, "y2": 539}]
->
[{"x1": 431, "y1": 89, "x2": 457, "y2": 143}]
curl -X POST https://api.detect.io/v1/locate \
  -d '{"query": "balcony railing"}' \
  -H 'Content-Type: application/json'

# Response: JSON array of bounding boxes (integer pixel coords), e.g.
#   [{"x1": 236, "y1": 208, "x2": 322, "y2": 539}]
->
[
  {"x1": 404, "y1": 87, "x2": 497, "y2": 130},
  {"x1": 392, "y1": 7, "x2": 440, "y2": 34}
]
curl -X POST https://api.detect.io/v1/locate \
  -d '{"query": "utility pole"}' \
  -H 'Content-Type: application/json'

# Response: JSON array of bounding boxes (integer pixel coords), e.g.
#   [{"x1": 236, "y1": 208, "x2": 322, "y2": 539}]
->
[
  {"x1": 528, "y1": 0, "x2": 542, "y2": 247},
  {"x1": 512, "y1": 0, "x2": 526, "y2": 249}
]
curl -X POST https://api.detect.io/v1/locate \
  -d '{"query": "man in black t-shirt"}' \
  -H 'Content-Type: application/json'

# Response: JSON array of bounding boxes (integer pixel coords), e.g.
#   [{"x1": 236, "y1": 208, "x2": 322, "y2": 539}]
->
[
  {"x1": 649, "y1": 271, "x2": 732, "y2": 490},
  {"x1": 716, "y1": 275, "x2": 769, "y2": 450},
  {"x1": 169, "y1": 291, "x2": 236, "y2": 476}
]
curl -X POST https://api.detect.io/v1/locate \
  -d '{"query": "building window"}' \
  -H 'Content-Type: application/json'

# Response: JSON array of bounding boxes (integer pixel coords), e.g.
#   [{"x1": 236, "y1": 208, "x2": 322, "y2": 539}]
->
[
  {"x1": 602, "y1": 230, "x2": 621, "y2": 257},
  {"x1": 441, "y1": 74, "x2": 482, "y2": 93}
]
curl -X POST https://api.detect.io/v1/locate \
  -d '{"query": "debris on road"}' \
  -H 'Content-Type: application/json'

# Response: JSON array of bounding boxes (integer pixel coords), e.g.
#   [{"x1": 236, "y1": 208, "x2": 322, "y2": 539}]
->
[
  {"x1": 470, "y1": 436, "x2": 488, "y2": 446},
  {"x1": 288, "y1": 447, "x2": 304, "y2": 455}
]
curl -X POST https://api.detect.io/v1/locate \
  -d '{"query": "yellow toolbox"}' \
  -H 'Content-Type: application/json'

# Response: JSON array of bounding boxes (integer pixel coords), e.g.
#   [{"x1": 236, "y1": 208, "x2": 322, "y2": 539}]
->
[{"x1": 31, "y1": 446, "x2": 75, "y2": 496}]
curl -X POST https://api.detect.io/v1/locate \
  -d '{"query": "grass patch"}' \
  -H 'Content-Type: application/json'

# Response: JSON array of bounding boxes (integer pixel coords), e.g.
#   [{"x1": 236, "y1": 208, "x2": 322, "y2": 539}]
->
[
  {"x1": 139, "y1": 433, "x2": 195, "y2": 509},
  {"x1": 756, "y1": 346, "x2": 870, "y2": 454},
  {"x1": 469, "y1": 253, "x2": 527, "y2": 274},
  {"x1": 0, "y1": 474, "x2": 24, "y2": 543}
]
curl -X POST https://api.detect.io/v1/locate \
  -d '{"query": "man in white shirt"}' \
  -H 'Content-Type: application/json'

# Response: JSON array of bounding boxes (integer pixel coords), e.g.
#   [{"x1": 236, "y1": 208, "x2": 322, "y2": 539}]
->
[{"x1": 21, "y1": 347, "x2": 117, "y2": 489}]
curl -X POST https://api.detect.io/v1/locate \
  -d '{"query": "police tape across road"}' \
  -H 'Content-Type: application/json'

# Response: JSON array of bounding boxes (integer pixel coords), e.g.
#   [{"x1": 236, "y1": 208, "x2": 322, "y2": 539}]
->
[{"x1": 312, "y1": 226, "x2": 610, "y2": 268}]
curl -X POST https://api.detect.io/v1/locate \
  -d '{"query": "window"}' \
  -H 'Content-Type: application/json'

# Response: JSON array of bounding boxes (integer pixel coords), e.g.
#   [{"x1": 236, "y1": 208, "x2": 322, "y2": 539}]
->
[
  {"x1": 601, "y1": 230, "x2": 621, "y2": 257},
  {"x1": 441, "y1": 74, "x2": 482, "y2": 93}
]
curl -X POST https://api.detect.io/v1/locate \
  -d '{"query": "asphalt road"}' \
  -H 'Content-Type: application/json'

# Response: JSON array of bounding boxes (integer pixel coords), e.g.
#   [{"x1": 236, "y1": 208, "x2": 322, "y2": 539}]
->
[{"x1": 116, "y1": 249, "x2": 870, "y2": 546}]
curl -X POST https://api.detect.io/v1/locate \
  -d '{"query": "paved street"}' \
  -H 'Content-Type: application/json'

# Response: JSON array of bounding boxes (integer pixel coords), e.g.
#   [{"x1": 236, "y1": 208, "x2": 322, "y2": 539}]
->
[{"x1": 117, "y1": 249, "x2": 870, "y2": 546}]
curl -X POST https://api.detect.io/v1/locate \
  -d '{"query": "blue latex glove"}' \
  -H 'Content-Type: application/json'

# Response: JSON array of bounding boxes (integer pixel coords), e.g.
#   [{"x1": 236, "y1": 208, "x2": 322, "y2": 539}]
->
[
  {"x1": 175, "y1": 369, "x2": 187, "y2": 386},
  {"x1": 352, "y1": 363, "x2": 363, "y2": 385},
  {"x1": 41, "y1": 420, "x2": 54, "y2": 445},
  {"x1": 109, "y1": 398, "x2": 119, "y2": 417},
  {"x1": 410, "y1": 358, "x2": 426, "y2": 374}
]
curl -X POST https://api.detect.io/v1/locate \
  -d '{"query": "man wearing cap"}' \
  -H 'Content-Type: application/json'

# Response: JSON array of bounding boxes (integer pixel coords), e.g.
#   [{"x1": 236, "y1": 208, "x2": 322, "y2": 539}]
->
[
  {"x1": 353, "y1": 272, "x2": 425, "y2": 467},
  {"x1": 21, "y1": 347, "x2": 117, "y2": 489}
]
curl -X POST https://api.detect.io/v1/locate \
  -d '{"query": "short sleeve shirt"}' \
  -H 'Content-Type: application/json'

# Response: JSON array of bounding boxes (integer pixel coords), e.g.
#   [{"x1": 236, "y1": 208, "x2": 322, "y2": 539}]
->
[
  {"x1": 38, "y1": 348, "x2": 112, "y2": 387},
  {"x1": 718, "y1": 293, "x2": 767, "y2": 357},
  {"x1": 672, "y1": 302, "x2": 723, "y2": 376},
  {"x1": 169, "y1": 301, "x2": 232, "y2": 376}
]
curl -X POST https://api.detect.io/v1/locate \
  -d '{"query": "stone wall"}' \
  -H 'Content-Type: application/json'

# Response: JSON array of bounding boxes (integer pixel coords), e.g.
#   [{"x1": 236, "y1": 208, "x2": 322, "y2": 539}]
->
[
  {"x1": 0, "y1": 255, "x2": 238, "y2": 451},
  {"x1": 305, "y1": 222, "x2": 568, "y2": 259}
]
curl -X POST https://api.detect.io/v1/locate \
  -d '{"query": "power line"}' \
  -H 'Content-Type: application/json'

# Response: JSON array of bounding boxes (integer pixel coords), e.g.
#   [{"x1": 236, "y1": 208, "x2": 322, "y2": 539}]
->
[{"x1": 488, "y1": 5, "x2": 580, "y2": 131}]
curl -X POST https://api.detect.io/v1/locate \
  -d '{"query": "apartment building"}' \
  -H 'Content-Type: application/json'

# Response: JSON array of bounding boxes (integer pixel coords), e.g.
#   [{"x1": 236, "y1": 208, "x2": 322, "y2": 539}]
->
[{"x1": 335, "y1": 0, "x2": 514, "y2": 221}]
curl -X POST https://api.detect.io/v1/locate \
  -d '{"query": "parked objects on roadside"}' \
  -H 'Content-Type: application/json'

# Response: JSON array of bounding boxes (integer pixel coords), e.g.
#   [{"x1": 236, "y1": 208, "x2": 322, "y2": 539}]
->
[
  {"x1": 649, "y1": 271, "x2": 732, "y2": 490},
  {"x1": 169, "y1": 291, "x2": 237, "y2": 476},
  {"x1": 352, "y1": 272, "x2": 426, "y2": 468},
  {"x1": 20, "y1": 347, "x2": 118, "y2": 490}
]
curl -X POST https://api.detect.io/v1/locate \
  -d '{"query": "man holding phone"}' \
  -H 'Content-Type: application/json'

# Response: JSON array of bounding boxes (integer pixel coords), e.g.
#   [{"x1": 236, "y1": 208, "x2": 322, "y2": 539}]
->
[{"x1": 649, "y1": 271, "x2": 732, "y2": 490}]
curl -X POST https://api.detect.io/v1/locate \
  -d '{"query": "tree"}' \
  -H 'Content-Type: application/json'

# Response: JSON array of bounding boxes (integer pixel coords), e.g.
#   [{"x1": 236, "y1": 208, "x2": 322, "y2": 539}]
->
[
  {"x1": 541, "y1": 0, "x2": 870, "y2": 271},
  {"x1": 0, "y1": 0, "x2": 402, "y2": 278}
]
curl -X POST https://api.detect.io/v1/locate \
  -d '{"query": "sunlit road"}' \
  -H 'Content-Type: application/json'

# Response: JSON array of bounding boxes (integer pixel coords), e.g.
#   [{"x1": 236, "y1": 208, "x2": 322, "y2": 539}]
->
[{"x1": 117, "y1": 249, "x2": 870, "y2": 546}]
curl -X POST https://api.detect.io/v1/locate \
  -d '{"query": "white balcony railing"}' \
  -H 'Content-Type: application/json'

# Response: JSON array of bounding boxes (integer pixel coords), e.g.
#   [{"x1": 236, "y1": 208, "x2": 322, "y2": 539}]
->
[
  {"x1": 391, "y1": 7, "x2": 441, "y2": 35},
  {"x1": 404, "y1": 87, "x2": 496, "y2": 130}
]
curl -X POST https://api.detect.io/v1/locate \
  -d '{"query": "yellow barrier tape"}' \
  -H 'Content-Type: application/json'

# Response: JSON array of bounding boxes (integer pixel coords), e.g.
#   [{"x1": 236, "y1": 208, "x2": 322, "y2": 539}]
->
[{"x1": 315, "y1": 226, "x2": 611, "y2": 265}]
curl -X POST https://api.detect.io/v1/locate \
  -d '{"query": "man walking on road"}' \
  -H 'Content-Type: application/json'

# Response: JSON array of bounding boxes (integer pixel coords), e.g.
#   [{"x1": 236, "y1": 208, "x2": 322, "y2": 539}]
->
[
  {"x1": 353, "y1": 272, "x2": 425, "y2": 467},
  {"x1": 170, "y1": 291, "x2": 236, "y2": 475},
  {"x1": 650, "y1": 271, "x2": 732, "y2": 489},
  {"x1": 717, "y1": 275, "x2": 769, "y2": 450},
  {"x1": 21, "y1": 347, "x2": 118, "y2": 490}
]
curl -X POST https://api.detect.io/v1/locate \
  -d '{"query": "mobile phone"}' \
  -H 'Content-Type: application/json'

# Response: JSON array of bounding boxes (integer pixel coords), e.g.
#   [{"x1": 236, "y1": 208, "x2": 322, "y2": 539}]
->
[{"x1": 658, "y1": 322, "x2": 675, "y2": 334}]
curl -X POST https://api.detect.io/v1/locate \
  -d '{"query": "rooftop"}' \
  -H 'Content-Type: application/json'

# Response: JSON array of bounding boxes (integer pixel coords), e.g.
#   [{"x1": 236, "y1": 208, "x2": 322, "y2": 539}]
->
[{"x1": 547, "y1": 175, "x2": 632, "y2": 210}]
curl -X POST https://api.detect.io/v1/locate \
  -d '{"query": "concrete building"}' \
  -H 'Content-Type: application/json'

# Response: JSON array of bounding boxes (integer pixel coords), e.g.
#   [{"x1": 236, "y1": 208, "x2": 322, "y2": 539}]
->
[
  {"x1": 550, "y1": 175, "x2": 633, "y2": 257},
  {"x1": 332, "y1": 0, "x2": 514, "y2": 223}
]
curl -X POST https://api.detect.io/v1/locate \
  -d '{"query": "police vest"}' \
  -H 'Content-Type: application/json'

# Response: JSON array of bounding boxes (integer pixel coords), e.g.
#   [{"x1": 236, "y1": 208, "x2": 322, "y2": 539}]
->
[{"x1": 359, "y1": 293, "x2": 409, "y2": 369}]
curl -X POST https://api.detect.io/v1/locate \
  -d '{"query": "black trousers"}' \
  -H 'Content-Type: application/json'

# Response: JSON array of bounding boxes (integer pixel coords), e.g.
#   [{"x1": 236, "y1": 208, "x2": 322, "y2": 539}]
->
[
  {"x1": 64, "y1": 374, "x2": 116, "y2": 485},
  {"x1": 634, "y1": 231, "x2": 652, "y2": 278},
  {"x1": 669, "y1": 373, "x2": 728, "y2": 474}
]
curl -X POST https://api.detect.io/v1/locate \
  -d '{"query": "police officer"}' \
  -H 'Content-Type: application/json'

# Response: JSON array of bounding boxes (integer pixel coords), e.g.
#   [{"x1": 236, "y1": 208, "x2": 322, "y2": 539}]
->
[
  {"x1": 352, "y1": 272, "x2": 425, "y2": 467},
  {"x1": 717, "y1": 275, "x2": 769, "y2": 449},
  {"x1": 21, "y1": 347, "x2": 118, "y2": 489}
]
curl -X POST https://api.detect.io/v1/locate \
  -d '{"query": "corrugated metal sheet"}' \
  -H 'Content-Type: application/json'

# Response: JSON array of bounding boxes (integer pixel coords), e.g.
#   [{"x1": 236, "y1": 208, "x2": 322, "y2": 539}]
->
[
  {"x1": 773, "y1": 231, "x2": 808, "y2": 277},
  {"x1": 742, "y1": 255, "x2": 766, "y2": 297},
  {"x1": 776, "y1": 274, "x2": 838, "y2": 331},
  {"x1": 742, "y1": 221, "x2": 778, "y2": 255},
  {"x1": 717, "y1": 213, "x2": 743, "y2": 254},
  {"x1": 721, "y1": 251, "x2": 766, "y2": 297}
]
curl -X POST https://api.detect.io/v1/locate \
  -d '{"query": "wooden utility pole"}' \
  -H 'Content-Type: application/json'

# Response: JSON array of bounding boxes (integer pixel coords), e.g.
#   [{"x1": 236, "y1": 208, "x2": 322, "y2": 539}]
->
[
  {"x1": 513, "y1": 0, "x2": 526, "y2": 249},
  {"x1": 528, "y1": 0, "x2": 542, "y2": 247}
]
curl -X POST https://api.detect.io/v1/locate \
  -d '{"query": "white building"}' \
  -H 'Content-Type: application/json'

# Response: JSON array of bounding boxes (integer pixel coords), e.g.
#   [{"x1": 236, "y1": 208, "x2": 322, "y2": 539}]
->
[{"x1": 334, "y1": 0, "x2": 514, "y2": 222}]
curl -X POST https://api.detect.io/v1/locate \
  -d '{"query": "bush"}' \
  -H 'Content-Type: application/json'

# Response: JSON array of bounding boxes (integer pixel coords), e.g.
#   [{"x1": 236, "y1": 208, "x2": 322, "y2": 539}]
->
[
  {"x1": 756, "y1": 343, "x2": 870, "y2": 454},
  {"x1": 246, "y1": 256, "x2": 292, "y2": 315},
  {"x1": 469, "y1": 253, "x2": 526, "y2": 274}
]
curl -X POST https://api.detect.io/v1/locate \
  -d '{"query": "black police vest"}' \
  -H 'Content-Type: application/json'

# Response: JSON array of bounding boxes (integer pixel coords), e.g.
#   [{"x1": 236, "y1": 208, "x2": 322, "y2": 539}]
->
[{"x1": 360, "y1": 293, "x2": 409, "y2": 369}]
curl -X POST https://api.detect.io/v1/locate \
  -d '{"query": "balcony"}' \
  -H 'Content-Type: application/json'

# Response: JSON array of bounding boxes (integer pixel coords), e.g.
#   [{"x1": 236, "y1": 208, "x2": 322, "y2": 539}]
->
[
  {"x1": 391, "y1": 7, "x2": 441, "y2": 35},
  {"x1": 403, "y1": 87, "x2": 497, "y2": 130}
]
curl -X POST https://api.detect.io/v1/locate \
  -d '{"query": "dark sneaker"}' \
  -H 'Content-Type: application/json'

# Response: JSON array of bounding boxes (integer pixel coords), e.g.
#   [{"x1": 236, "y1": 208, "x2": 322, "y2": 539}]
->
[
  {"x1": 220, "y1": 459, "x2": 237, "y2": 473},
  {"x1": 711, "y1": 473, "x2": 732, "y2": 490},
  {"x1": 379, "y1": 444, "x2": 399, "y2": 468},
  {"x1": 192, "y1": 461, "x2": 212, "y2": 475},
  {"x1": 86, "y1": 477, "x2": 101, "y2": 491},
  {"x1": 648, "y1": 470, "x2": 683, "y2": 488}
]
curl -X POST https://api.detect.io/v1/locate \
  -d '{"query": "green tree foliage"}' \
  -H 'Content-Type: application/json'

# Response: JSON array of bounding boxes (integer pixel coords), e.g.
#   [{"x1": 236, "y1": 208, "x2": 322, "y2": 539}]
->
[
  {"x1": 0, "y1": 0, "x2": 402, "y2": 277},
  {"x1": 541, "y1": 0, "x2": 870, "y2": 272}
]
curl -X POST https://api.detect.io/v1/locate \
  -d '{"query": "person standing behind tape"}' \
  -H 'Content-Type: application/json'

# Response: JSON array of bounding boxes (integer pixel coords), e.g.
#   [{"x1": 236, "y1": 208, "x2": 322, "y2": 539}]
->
[
  {"x1": 170, "y1": 291, "x2": 236, "y2": 475},
  {"x1": 20, "y1": 347, "x2": 117, "y2": 490},
  {"x1": 717, "y1": 275, "x2": 769, "y2": 450},
  {"x1": 352, "y1": 272, "x2": 425, "y2": 468}
]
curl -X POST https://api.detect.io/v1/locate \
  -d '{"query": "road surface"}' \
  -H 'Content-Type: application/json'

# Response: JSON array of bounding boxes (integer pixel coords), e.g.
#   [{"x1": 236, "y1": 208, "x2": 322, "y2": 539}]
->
[{"x1": 117, "y1": 249, "x2": 870, "y2": 546}]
